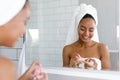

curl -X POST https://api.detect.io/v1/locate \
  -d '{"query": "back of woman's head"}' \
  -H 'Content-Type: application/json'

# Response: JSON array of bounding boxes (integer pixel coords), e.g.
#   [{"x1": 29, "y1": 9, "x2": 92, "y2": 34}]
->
[{"x1": 0, "y1": 0, "x2": 26, "y2": 26}]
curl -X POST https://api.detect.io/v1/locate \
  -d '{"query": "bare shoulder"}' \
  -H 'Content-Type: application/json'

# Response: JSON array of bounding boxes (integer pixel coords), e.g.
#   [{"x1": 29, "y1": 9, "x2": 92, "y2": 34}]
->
[
  {"x1": 96, "y1": 42, "x2": 109, "y2": 57},
  {"x1": 97, "y1": 42, "x2": 108, "y2": 49},
  {"x1": 92, "y1": 41, "x2": 106, "y2": 47},
  {"x1": 0, "y1": 56, "x2": 16, "y2": 71},
  {"x1": 0, "y1": 56, "x2": 17, "y2": 80},
  {"x1": 63, "y1": 44, "x2": 73, "y2": 54},
  {"x1": 0, "y1": 56, "x2": 15, "y2": 65}
]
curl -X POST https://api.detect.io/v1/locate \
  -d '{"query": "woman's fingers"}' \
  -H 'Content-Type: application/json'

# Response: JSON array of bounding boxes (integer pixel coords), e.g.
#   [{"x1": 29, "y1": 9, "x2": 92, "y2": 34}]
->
[
  {"x1": 75, "y1": 54, "x2": 81, "y2": 58},
  {"x1": 27, "y1": 61, "x2": 41, "y2": 73},
  {"x1": 69, "y1": 58, "x2": 78, "y2": 68},
  {"x1": 19, "y1": 61, "x2": 48, "y2": 80},
  {"x1": 83, "y1": 60, "x2": 92, "y2": 66},
  {"x1": 30, "y1": 62, "x2": 48, "y2": 80},
  {"x1": 84, "y1": 58, "x2": 97, "y2": 69},
  {"x1": 91, "y1": 59, "x2": 97, "y2": 69},
  {"x1": 43, "y1": 72, "x2": 48, "y2": 80},
  {"x1": 33, "y1": 72, "x2": 48, "y2": 80},
  {"x1": 28, "y1": 61, "x2": 42, "y2": 79},
  {"x1": 83, "y1": 58, "x2": 97, "y2": 69}
]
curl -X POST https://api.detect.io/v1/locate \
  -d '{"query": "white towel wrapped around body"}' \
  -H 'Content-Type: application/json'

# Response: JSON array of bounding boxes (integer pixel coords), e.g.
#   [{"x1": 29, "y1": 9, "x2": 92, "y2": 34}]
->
[{"x1": 79, "y1": 58, "x2": 101, "y2": 70}]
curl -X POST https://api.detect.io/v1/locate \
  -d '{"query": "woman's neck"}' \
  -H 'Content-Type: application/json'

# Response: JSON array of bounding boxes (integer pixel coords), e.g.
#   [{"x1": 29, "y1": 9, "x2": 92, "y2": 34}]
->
[
  {"x1": 0, "y1": 26, "x2": 6, "y2": 46},
  {"x1": 77, "y1": 39, "x2": 93, "y2": 48}
]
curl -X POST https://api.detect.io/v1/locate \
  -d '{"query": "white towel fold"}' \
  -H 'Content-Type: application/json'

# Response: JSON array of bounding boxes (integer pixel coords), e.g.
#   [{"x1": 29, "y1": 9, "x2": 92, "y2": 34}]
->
[
  {"x1": 18, "y1": 43, "x2": 27, "y2": 77},
  {"x1": 0, "y1": 0, "x2": 26, "y2": 26}
]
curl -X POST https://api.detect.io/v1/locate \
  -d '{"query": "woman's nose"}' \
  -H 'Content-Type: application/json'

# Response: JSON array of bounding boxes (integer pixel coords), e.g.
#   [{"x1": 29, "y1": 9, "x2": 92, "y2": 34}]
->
[{"x1": 84, "y1": 30, "x2": 89, "y2": 36}]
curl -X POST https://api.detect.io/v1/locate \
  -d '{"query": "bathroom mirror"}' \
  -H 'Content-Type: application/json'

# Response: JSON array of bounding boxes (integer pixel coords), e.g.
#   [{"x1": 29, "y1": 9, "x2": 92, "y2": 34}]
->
[{"x1": 25, "y1": 0, "x2": 120, "y2": 71}]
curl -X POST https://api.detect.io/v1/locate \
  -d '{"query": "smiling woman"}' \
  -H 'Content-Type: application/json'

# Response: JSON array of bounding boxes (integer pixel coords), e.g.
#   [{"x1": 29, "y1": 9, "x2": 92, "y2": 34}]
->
[
  {"x1": 62, "y1": 3, "x2": 111, "y2": 70},
  {"x1": 25, "y1": 0, "x2": 119, "y2": 72}
]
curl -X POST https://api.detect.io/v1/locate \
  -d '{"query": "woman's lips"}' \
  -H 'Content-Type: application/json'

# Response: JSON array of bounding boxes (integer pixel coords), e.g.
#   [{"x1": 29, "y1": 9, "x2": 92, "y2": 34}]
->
[{"x1": 82, "y1": 36, "x2": 89, "y2": 40}]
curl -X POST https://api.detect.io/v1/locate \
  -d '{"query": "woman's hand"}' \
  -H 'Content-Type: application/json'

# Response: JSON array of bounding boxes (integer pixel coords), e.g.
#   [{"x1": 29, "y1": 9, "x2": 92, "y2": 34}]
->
[
  {"x1": 18, "y1": 61, "x2": 48, "y2": 80},
  {"x1": 84, "y1": 58, "x2": 97, "y2": 70},
  {"x1": 69, "y1": 54, "x2": 82, "y2": 68},
  {"x1": 69, "y1": 58, "x2": 78, "y2": 68}
]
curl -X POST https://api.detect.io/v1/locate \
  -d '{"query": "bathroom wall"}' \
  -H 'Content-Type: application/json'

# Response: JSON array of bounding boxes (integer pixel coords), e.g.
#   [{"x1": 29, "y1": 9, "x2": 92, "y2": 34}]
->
[
  {"x1": 0, "y1": 37, "x2": 24, "y2": 67},
  {"x1": 26, "y1": 0, "x2": 79, "y2": 67}
]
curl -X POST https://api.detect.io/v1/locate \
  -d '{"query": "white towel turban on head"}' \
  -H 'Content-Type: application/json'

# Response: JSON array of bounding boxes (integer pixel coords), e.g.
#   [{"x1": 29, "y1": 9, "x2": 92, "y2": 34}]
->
[
  {"x1": 0, "y1": 0, "x2": 26, "y2": 26},
  {"x1": 65, "y1": 3, "x2": 99, "y2": 45}
]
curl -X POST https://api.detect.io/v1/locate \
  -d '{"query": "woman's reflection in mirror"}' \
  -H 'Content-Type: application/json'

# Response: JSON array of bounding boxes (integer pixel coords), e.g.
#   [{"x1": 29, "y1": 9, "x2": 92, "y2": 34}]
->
[{"x1": 63, "y1": 3, "x2": 111, "y2": 70}]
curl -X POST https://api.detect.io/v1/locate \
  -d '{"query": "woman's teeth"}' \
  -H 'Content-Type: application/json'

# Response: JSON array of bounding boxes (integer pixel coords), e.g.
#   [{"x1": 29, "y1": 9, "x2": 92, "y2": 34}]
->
[{"x1": 83, "y1": 36, "x2": 89, "y2": 40}]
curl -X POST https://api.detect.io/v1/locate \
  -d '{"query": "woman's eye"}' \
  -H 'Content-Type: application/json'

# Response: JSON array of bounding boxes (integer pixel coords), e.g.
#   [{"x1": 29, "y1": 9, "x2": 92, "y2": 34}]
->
[
  {"x1": 89, "y1": 29, "x2": 94, "y2": 32},
  {"x1": 80, "y1": 28, "x2": 85, "y2": 31}
]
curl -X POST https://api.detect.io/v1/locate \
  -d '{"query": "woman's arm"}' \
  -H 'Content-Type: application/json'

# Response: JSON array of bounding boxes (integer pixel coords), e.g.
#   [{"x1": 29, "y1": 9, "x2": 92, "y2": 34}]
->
[
  {"x1": 99, "y1": 43, "x2": 111, "y2": 70},
  {"x1": 18, "y1": 61, "x2": 48, "y2": 80},
  {"x1": 63, "y1": 45, "x2": 71, "y2": 67},
  {"x1": 63, "y1": 45, "x2": 81, "y2": 68}
]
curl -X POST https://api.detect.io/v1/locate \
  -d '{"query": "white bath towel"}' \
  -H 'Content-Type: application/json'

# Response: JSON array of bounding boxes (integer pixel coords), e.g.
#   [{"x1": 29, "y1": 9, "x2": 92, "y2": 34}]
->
[
  {"x1": 0, "y1": 0, "x2": 26, "y2": 26},
  {"x1": 18, "y1": 43, "x2": 27, "y2": 77},
  {"x1": 65, "y1": 3, "x2": 99, "y2": 45},
  {"x1": 79, "y1": 58, "x2": 101, "y2": 70}
]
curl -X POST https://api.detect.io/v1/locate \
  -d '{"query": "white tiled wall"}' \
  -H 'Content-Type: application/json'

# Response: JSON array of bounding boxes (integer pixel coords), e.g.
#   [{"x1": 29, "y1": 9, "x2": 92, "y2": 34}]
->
[
  {"x1": 26, "y1": 0, "x2": 79, "y2": 67},
  {"x1": 0, "y1": 37, "x2": 23, "y2": 67},
  {"x1": 109, "y1": 51, "x2": 119, "y2": 71}
]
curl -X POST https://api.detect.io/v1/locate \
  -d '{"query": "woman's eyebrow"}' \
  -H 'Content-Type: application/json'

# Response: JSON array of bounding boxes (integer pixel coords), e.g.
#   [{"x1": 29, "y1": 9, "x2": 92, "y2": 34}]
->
[
  {"x1": 79, "y1": 25, "x2": 86, "y2": 28},
  {"x1": 90, "y1": 27, "x2": 94, "y2": 29}
]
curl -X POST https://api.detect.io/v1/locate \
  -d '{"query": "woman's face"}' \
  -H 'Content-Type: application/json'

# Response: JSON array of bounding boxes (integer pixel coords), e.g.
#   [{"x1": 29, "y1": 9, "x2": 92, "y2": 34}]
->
[
  {"x1": 78, "y1": 18, "x2": 96, "y2": 43},
  {"x1": 0, "y1": 2, "x2": 30, "y2": 47}
]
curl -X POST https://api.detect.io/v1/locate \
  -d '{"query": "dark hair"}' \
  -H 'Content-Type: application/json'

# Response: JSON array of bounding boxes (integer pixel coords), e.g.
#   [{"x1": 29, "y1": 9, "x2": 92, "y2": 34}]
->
[
  {"x1": 81, "y1": 14, "x2": 96, "y2": 23},
  {"x1": 23, "y1": 0, "x2": 29, "y2": 9}
]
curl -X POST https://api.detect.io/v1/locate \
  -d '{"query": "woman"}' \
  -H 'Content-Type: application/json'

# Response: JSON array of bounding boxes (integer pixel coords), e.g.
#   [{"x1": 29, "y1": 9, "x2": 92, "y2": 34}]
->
[
  {"x1": 63, "y1": 3, "x2": 111, "y2": 70},
  {"x1": 0, "y1": 56, "x2": 17, "y2": 80},
  {"x1": 0, "y1": 0, "x2": 47, "y2": 80}
]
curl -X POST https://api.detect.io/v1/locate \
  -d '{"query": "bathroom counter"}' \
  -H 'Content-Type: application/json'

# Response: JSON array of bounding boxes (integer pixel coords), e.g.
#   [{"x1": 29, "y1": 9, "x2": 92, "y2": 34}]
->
[{"x1": 44, "y1": 67, "x2": 120, "y2": 80}]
